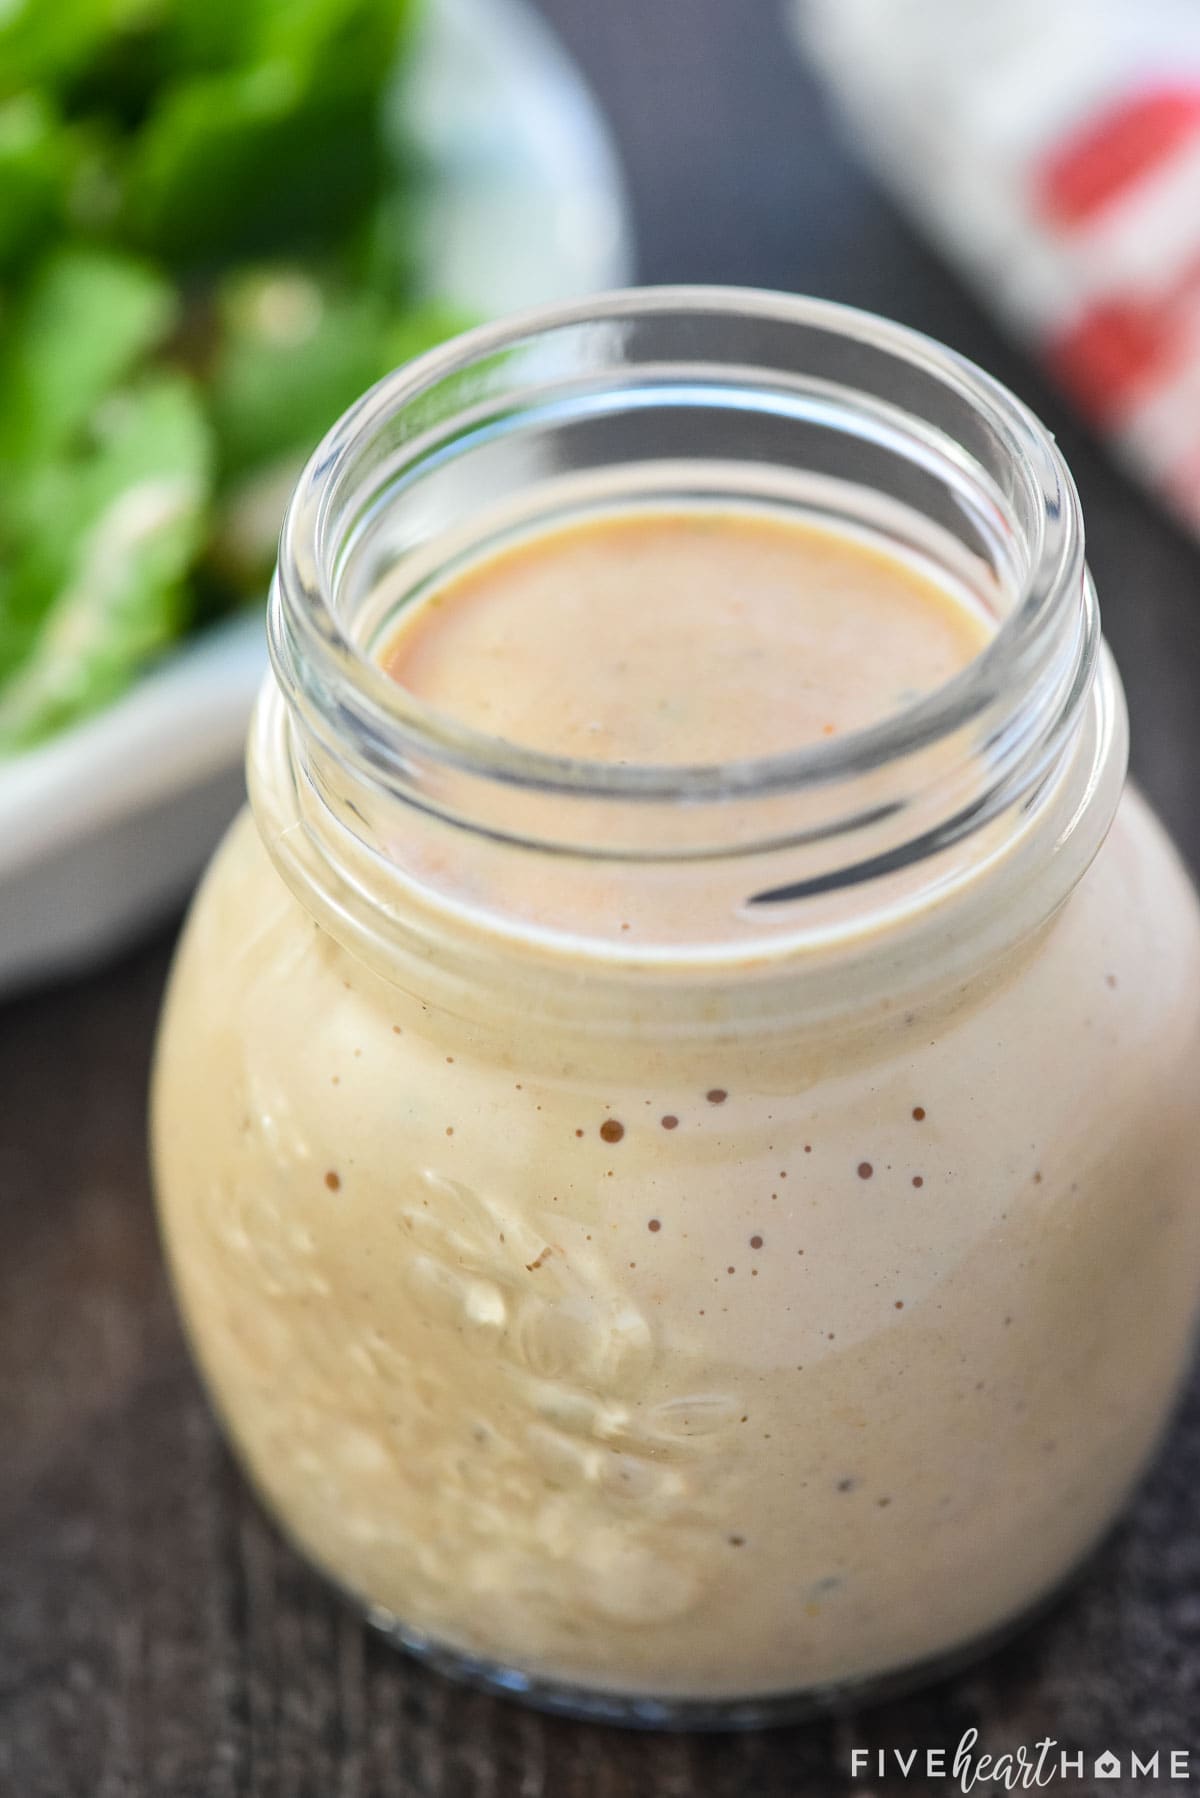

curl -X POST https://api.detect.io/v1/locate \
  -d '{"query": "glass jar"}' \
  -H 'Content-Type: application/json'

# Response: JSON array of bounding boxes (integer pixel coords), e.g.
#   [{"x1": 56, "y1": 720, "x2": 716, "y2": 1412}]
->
[{"x1": 151, "y1": 288, "x2": 1200, "y2": 1727}]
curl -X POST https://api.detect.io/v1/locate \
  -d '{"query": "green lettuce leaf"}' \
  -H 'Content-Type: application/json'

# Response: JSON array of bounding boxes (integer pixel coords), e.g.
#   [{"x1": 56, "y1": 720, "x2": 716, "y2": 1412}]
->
[
  {"x1": 0, "y1": 246, "x2": 176, "y2": 472},
  {"x1": 204, "y1": 267, "x2": 461, "y2": 591},
  {"x1": 208, "y1": 268, "x2": 392, "y2": 480},
  {"x1": 0, "y1": 373, "x2": 212, "y2": 751},
  {"x1": 157, "y1": 0, "x2": 414, "y2": 83},
  {"x1": 0, "y1": 0, "x2": 445, "y2": 755},
  {"x1": 123, "y1": 0, "x2": 415, "y2": 267},
  {"x1": 0, "y1": 94, "x2": 74, "y2": 271},
  {"x1": 0, "y1": 0, "x2": 160, "y2": 99},
  {"x1": 124, "y1": 63, "x2": 385, "y2": 265}
]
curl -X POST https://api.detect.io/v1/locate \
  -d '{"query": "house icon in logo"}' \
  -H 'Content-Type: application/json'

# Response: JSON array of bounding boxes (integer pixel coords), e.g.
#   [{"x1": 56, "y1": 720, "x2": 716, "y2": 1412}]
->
[{"x1": 1094, "y1": 1751, "x2": 1121, "y2": 1779}]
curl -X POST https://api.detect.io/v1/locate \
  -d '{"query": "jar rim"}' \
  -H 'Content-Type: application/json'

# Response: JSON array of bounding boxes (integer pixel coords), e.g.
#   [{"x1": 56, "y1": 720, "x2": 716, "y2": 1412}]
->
[{"x1": 271, "y1": 284, "x2": 1091, "y2": 814}]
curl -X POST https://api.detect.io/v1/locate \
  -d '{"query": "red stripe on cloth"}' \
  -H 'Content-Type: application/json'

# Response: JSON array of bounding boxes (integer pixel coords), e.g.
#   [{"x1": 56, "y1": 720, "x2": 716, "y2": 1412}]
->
[
  {"x1": 1036, "y1": 87, "x2": 1200, "y2": 225},
  {"x1": 1047, "y1": 299, "x2": 1184, "y2": 420},
  {"x1": 1046, "y1": 255, "x2": 1200, "y2": 422}
]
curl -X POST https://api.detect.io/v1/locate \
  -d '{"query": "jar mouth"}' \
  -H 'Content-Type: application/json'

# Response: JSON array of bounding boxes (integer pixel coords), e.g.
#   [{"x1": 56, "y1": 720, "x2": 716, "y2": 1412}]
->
[
  {"x1": 272, "y1": 285, "x2": 1090, "y2": 817},
  {"x1": 264, "y1": 280, "x2": 1113, "y2": 966}
]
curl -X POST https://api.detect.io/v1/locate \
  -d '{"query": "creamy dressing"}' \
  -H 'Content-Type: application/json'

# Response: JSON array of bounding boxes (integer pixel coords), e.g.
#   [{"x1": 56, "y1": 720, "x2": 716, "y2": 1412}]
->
[
  {"x1": 152, "y1": 506, "x2": 1200, "y2": 1705},
  {"x1": 381, "y1": 510, "x2": 990, "y2": 763}
]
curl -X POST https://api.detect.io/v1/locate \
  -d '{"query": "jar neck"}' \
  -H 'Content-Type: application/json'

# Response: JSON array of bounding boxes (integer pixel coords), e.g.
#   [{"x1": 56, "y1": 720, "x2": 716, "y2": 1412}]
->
[{"x1": 251, "y1": 288, "x2": 1127, "y2": 1033}]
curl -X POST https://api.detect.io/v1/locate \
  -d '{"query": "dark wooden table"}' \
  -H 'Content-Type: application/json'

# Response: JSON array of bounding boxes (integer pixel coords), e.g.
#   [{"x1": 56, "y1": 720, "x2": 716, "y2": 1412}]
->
[{"x1": 4, "y1": 4, "x2": 1200, "y2": 1793}]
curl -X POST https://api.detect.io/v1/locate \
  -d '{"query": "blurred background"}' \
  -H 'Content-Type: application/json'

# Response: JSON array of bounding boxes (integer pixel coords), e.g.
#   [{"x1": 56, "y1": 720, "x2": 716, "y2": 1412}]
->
[{"x1": 4, "y1": 2, "x2": 1200, "y2": 1792}]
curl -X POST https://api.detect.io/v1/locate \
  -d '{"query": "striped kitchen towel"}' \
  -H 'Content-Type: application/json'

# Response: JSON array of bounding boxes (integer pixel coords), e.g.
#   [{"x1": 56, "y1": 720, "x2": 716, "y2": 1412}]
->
[{"x1": 793, "y1": 0, "x2": 1200, "y2": 536}]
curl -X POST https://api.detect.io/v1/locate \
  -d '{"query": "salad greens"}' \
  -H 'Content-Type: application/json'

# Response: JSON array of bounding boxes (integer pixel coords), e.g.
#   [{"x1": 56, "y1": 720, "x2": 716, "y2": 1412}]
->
[{"x1": 0, "y1": 0, "x2": 463, "y2": 755}]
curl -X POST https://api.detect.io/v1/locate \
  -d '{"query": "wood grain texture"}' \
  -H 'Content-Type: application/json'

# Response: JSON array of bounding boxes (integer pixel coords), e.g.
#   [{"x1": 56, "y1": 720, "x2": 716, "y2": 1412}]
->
[{"x1": 3, "y1": 2, "x2": 1200, "y2": 1792}]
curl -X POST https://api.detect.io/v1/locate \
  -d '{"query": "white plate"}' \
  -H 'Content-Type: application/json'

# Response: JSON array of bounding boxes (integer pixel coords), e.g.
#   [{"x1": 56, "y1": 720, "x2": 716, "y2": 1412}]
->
[{"x1": 0, "y1": 0, "x2": 633, "y2": 997}]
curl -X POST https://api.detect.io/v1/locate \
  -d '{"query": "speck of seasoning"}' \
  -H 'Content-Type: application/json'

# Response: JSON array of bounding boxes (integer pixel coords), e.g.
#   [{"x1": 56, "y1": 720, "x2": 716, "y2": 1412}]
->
[
  {"x1": 1033, "y1": 1171, "x2": 1043, "y2": 1185},
  {"x1": 912, "y1": 1175, "x2": 924, "y2": 1189},
  {"x1": 727, "y1": 1265, "x2": 736, "y2": 1275},
  {"x1": 661, "y1": 1115, "x2": 679, "y2": 1131},
  {"x1": 574, "y1": 1129, "x2": 584, "y2": 1138},
  {"x1": 877, "y1": 1497, "x2": 892, "y2": 1508},
  {"x1": 912, "y1": 1106, "x2": 926, "y2": 1121},
  {"x1": 857, "y1": 1161, "x2": 874, "y2": 1180},
  {"x1": 751, "y1": 1268, "x2": 759, "y2": 1277},
  {"x1": 836, "y1": 1477, "x2": 857, "y2": 1493},
  {"x1": 391, "y1": 1025, "x2": 402, "y2": 1035},
  {"x1": 894, "y1": 1300, "x2": 904, "y2": 1310},
  {"x1": 600, "y1": 1119, "x2": 625, "y2": 1144},
  {"x1": 804, "y1": 1144, "x2": 812, "y2": 1153},
  {"x1": 750, "y1": 1235, "x2": 764, "y2": 1249},
  {"x1": 647, "y1": 1218, "x2": 661, "y2": 1233},
  {"x1": 331, "y1": 1076, "x2": 340, "y2": 1086},
  {"x1": 620, "y1": 922, "x2": 631, "y2": 932},
  {"x1": 1106, "y1": 973, "x2": 1118, "y2": 988},
  {"x1": 706, "y1": 1088, "x2": 727, "y2": 1105},
  {"x1": 728, "y1": 1535, "x2": 746, "y2": 1547},
  {"x1": 324, "y1": 1171, "x2": 341, "y2": 1192},
  {"x1": 445, "y1": 1127, "x2": 454, "y2": 1137},
  {"x1": 1003, "y1": 1314, "x2": 1013, "y2": 1327}
]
